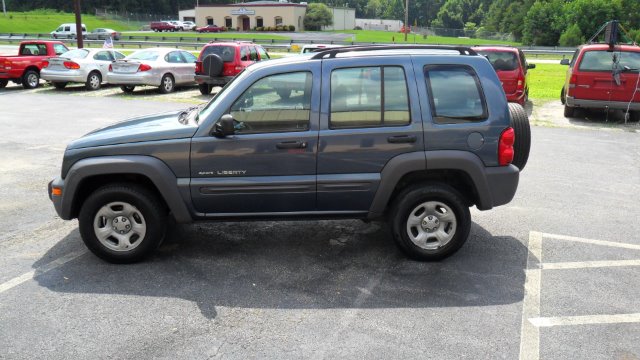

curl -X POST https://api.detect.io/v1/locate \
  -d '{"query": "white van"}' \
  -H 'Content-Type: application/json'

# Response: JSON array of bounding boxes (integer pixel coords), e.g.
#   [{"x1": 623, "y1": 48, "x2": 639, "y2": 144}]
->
[{"x1": 51, "y1": 23, "x2": 88, "y2": 39}]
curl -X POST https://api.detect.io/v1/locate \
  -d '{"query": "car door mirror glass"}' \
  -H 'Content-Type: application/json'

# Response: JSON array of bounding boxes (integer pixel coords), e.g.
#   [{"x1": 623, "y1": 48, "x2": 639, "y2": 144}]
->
[
  {"x1": 560, "y1": 59, "x2": 570, "y2": 66},
  {"x1": 527, "y1": 63, "x2": 536, "y2": 69}
]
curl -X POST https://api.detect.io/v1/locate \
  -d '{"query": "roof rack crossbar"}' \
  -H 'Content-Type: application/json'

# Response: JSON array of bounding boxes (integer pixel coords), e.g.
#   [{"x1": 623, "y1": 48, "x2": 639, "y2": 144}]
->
[{"x1": 310, "y1": 45, "x2": 478, "y2": 59}]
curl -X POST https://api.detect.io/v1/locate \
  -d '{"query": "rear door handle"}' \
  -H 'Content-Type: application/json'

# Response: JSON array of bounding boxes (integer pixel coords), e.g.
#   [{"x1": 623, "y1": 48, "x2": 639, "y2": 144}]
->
[
  {"x1": 276, "y1": 141, "x2": 307, "y2": 149},
  {"x1": 387, "y1": 135, "x2": 417, "y2": 144}
]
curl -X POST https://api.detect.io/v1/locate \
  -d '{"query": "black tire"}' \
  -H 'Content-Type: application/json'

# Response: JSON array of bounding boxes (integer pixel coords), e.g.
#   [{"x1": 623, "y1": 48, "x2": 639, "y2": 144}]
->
[
  {"x1": 560, "y1": 87, "x2": 566, "y2": 105},
  {"x1": 508, "y1": 102, "x2": 531, "y2": 171},
  {"x1": 199, "y1": 83, "x2": 212, "y2": 95},
  {"x1": 78, "y1": 184, "x2": 168, "y2": 263},
  {"x1": 630, "y1": 111, "x2": 640, "y2": 122},
  {"x1": 277, "y1": 88, "x2": 291, "y2": 99},
  {"x1": 563, "y1": 104, "x2": 574, "y2": 118},
  {"x1": 52, "y1": 81, "x2": 68, "y2": 89},
  {"x1": 121, "y1": 85, "x2": 135, "y2": 93},
  {"x1": 0, "y1": 79, "x2": 8, "y2": 88},
  {"x1": 159, "y1": 74, "x2": 175, "y2": 94},
  {"x1": 22, "y1": 70, "x2": 39, "y2": 89},
  {"x1": 390, "y1": 184, "x2": 471, "y2": 261},
  {"x1": 202, "y1": 54, "x2": 224, "y2": 77},
  {"x1": 85, "y1": 71, "x2": 102, "y2": 91}
]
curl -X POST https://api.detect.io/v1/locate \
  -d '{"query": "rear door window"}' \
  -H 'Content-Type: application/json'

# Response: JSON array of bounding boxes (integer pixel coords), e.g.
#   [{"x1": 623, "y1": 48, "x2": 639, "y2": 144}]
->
[
  {"x1": 201, "y1": 46, "x2": 236, "y2": 62},
  {"x1": 424, "y1": 65, "x2": 488, "y2": 124},
  {"x1": 165, "y1": 51, "x2": 185, "y2": 63},
  {"x1": 181, "y1": 51, "x2": 197, "y2": 63}
]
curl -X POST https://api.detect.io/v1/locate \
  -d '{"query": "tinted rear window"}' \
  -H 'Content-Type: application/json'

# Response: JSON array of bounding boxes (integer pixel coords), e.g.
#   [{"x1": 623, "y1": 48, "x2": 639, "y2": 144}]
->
[
  {"x1": 578, "y1": 50, "x2": 640, "y2": 71},
  {"x1": 128, "y1": 50, "x2": 159, "y2": 61},
  {"x1": 477, "y1": 51, "x2": 519, "y2": 71},
  {"x1": 61, "y1": 49, "x2": 89, "y2": 59},
  {"x1": 201, "y1": 46, "x2": 236, "y2": 62}
]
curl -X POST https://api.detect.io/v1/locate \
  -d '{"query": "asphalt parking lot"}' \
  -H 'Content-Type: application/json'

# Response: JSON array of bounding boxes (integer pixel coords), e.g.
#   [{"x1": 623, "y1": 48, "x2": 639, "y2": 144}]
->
[{"x1": 1, "y1": 86, "x2": 639, "y2": 359}]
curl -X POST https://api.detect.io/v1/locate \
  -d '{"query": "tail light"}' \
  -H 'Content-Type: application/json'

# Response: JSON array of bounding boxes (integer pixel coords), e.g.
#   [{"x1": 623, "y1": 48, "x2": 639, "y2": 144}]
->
[
  {"x1": 516, "y1": 76, "x2": 524, "y2": 92},
  {"x1": 138, "y1": 64, "x2": 152, "y2": 72},
  {"x1": 63, "y1": 61, "x2": 80, "y2": 69},
  {"x1": 42, "y1": 60, "x2": 49, "y2": 68},
  {"x1": 108, "y1": 64, "x2": 112, "y2": 71},
  {"x1": 195, "y1": 61, "x2": 202, "y2": 74},
  {"x1": 498, "y1": 127, "x2": 515, "y2": 166},
  {"x1": 3, "y1": 59, "x2": 12, "y2": 70},
  {"x1": 567, "y1": 74, "x2": 577, "y2": 96}
]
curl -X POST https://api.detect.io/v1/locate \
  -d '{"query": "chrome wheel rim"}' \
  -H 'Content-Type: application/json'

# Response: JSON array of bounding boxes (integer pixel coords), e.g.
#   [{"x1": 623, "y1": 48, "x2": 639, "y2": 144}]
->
[
  {"x1": 406, "y1": 201, "x2": 457, "y2": 250},
  {"x1": 89, "y1": 74, "x2": 100, "y2": 89},
  {"x1": 27, "y1": 74, "x2": 38, "y2": 87},
  {"x1": 162, "y1": 76, "x2": 173, "y2": 92},
  {"x1": 93, "y1": 202, "x2": 146, "y2": 252}
]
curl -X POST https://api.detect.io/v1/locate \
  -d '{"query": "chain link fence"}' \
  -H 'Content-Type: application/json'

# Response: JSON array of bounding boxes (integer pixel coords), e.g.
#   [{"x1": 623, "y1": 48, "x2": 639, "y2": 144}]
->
[
  {"x1": 94, "y1": 8, "x2": 176, "y2": 30},
  {"x1": 413, "y1": 26, "x2": 515, "y2": 42}
]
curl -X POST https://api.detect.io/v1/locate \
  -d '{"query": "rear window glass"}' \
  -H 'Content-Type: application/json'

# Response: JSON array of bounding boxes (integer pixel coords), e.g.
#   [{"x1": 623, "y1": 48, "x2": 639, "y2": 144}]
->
[
  {"x1": 201, "y1": 46, "x2": 236, "y2": 62},
  {"x1": 425, "y1": 65, "x2": 488, "y2": 124},
  {"x1": 127, "y1": 50, "x2": 159, "y2": 61},
  {"x1": 20, "y1": 44, "x2": 47, "y2": 56},
  {"x1": 578, "y1": 50, "x2": 640, "y2": 71},
  {"x1": 61, "y1": 49, "x2": 89, "y2": 59},
  {"x1": 477, "y1": 51, "x2": 519, "y2": 71}
]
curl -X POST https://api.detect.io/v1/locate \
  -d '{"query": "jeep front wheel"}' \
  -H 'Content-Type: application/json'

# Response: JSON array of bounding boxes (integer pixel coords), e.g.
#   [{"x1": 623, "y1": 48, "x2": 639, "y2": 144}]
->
[
  {"x1": 391, "y1": 184, "x2": 471, "y2": 261},
  {"x1": 78, "y1": 184, "x2": 167, "y2": 263}
]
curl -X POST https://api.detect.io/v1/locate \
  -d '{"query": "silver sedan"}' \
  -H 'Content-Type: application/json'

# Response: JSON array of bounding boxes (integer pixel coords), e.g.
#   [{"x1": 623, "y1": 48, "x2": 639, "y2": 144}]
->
[
  {"x1": 41, "y1": 48, "x2": 126, "y2": 90},
  {"x1": 106, "y1": 48, "x2": 197, "y2": 94}
]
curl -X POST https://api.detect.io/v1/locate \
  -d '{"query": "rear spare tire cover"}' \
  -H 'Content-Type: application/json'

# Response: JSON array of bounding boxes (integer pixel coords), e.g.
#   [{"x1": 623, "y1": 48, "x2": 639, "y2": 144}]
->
[
  {"x1": 508, "y1": 102, "x2": 531, "y2": 171},
  {"x1": 203, "y1": 54, "x2": 224, "y2": 77}
]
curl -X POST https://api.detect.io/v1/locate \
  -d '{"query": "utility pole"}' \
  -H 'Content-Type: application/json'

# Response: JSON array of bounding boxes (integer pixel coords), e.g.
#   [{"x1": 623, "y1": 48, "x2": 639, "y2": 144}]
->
[
  {"x1": 2, "y1": 0, "x2": 7, "y2": 17},
  {"x1": 404, "y1": 0, "x2": 409, "y2": 41},
  {"x1": 74, "y1": 0, "x2": 84, "y2": 48}
]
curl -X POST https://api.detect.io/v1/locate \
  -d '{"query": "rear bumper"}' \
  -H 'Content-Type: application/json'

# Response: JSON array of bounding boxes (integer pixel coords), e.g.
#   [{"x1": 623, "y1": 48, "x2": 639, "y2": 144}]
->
[
  {"x1": 195, "y1": 74, "x2": 234, "y2": 86},
  {"x1": 566, "y1": 97, "x2": 640, "y2": 111},
  {"x1": 41, "y1": 69, "x2": 87, "y2": 83},
  {"x1": 107, "y1": 72, "x2": 158, "y2": 86},
  {"x1": 482, "y1": 164, "x2": 520, "y2": 210}
]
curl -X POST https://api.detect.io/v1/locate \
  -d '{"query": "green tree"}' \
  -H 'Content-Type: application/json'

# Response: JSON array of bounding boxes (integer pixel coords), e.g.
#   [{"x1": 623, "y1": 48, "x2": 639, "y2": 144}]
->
[
  {"x1": 564, "y1": 0, "x2": 622, "y2": 41},
  {"x1": 522, "y1": 0, "x2": 565, "y2": 45},
  {"x1": 559, "y1": 23, "x2": 585, "y2": 46},
  {"x1": 303, "y1": 3, "x2": 333, "y2": 31}
]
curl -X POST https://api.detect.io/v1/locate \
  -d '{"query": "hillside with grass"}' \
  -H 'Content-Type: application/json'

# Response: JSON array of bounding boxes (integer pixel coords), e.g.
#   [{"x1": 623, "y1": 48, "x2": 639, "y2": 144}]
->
[{"x1": 0, "y1": 10, "x2": 140, "y2": 33}]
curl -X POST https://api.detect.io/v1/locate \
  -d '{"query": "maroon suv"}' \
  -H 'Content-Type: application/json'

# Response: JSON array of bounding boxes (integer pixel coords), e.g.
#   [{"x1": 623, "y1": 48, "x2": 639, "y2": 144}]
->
[
  {"x1": 195, "y1": 42, "x2": 270, "y2": 95},
  {"x1": 473, "y1": 46, "x2": 535, "y2": 106}
]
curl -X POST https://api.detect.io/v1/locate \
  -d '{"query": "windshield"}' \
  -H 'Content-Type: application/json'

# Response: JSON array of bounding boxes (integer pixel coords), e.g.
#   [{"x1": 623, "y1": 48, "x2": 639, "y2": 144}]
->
[
  {"x1": 60, "y1": 49, "x2": 89, "y2": 59},
  {"x1": 477, "y1": 51, "x2": 519, "y2": 71},
  {"x1": 198, "y1": 70, "x2": 245, "y2": 122},
  {"x1": 201, "y1": 46, "x2": 236, "y2": 62},
  {"x1": 127, "y1": 50, "x2": 159, "y2": 61}
]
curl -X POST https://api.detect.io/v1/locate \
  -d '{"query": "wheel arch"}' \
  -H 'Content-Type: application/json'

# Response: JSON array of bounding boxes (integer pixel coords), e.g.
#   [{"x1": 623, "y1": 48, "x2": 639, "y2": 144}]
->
[{"x1": 61, "y1": 156, "x2": 192, "y2": 223}]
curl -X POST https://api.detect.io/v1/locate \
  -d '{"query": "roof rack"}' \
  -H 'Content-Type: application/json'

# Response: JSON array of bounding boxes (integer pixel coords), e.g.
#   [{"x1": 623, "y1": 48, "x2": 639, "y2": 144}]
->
[{"x1": 310, "y1": 45, "x2": 478, "y2": 59}]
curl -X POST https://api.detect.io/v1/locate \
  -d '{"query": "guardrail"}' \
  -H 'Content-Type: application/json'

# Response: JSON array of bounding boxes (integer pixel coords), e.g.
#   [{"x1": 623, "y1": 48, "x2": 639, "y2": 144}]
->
[{"x1": 0, "y1": 32, "x2": 578, "y2": 56}]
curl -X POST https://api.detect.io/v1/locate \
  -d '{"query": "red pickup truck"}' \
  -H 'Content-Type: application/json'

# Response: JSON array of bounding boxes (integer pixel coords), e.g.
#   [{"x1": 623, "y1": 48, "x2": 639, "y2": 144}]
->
[{"x1": 0, "y1": 41, "x2": 69, "y2": 89}]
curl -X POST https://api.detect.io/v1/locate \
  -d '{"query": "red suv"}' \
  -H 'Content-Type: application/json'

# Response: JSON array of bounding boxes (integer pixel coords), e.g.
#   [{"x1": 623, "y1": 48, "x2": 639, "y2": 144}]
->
[
  {"x1": 561, "y1": 44, "x2": 640, "y2": 120},
  {"x1": 473, "y1": 46, "x2": 535, "y2": 106},
  {"x1": 195, "y1": 42, "x2": 270, "y2": 95}
]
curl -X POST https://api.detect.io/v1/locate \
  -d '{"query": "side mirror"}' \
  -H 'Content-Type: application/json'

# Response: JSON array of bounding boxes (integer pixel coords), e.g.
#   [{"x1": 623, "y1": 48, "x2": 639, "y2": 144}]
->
[
  {"x1": 560, "y1": 59, "x2": 570, "y2": 66},
  {"x1": 214, "y1": 114, "x2": 235, "y2": 138},
  {"x1": 527, "y1": 63, "x2": 536, "y2": 69}
]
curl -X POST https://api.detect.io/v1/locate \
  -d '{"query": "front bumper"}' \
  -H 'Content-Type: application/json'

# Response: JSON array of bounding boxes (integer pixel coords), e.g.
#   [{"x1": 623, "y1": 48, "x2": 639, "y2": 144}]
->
[
  {"x1": 566, "y1": 96, "x2": 640, "y2": 111},
  {"x1": 107, "y1": 72, "x2": 159, "y2": 86},
  {"x1": 195, "y1": 74, "x2": 234, "y2": 86},
  {"x1": 48, "y1": 177, "x2": 68, "y2": 219}
]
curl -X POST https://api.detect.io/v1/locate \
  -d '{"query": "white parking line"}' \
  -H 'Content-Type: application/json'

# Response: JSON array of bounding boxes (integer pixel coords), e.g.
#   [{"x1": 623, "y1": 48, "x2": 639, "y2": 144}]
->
[
  {"x1": 543, "y1": 233, "x2": 640, "y2": 250},
  {"x1": 529, "y1": 313, "x2": 640, "y2": 328},
  {"x1": 0, "y1": 250, "x2": 86, "y2": 294},
  {"x1": 519, "y1": 231, "x2": 542, "y2": 360},
  {"x1": 542, "y1": 259, "x2": 640, "y2": 270}
]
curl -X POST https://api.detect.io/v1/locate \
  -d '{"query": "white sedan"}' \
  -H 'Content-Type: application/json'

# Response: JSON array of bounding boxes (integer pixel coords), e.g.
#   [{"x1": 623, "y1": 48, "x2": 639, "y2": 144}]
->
[
  {"x1": 106, "y1": 48, "x2": 197, "y2": 94},
  {"x1": 41, "y1": 48, "x2": 126, "y2": 90}
]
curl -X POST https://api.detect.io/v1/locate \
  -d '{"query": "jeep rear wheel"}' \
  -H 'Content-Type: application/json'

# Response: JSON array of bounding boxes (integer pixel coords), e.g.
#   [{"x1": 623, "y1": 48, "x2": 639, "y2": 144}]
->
[
  {"x1": 78, "y1": 184, "x2": 167, "y2": 263},
  {"x1": 508, "y1": 102, "x2": 531, "y2": 171},
  {"x1": 391, "y1": 184, "x2": 471, "y2": 261},
  {"x1": 199, "y1": 83, "x2": 212, "y2": 95}
]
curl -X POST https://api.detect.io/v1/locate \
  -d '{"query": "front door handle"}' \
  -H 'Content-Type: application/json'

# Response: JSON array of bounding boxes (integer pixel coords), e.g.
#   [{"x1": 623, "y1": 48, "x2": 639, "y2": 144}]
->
[
  {"x1": 276, "y1": 141, "x2": 307, "y2": 149},
  {"x1": 387, "y1": 135, "x2": 417, "y2": 144}
]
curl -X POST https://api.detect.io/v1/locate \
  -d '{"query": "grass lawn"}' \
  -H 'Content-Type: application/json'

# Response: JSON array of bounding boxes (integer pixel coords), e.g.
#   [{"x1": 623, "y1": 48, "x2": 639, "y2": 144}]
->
[
  {"x1": 337, "y1": 30, "x2": 520, "y2": 46},
  {"x1": 528, "y1": 63, "x2": 567, "y2": 101},
  {"x1": 0, "y1": 10, "x2": 139, "y2": 33},
  {"x1": 125, "y1": 31, "x2": 290, "y2": 41}
]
